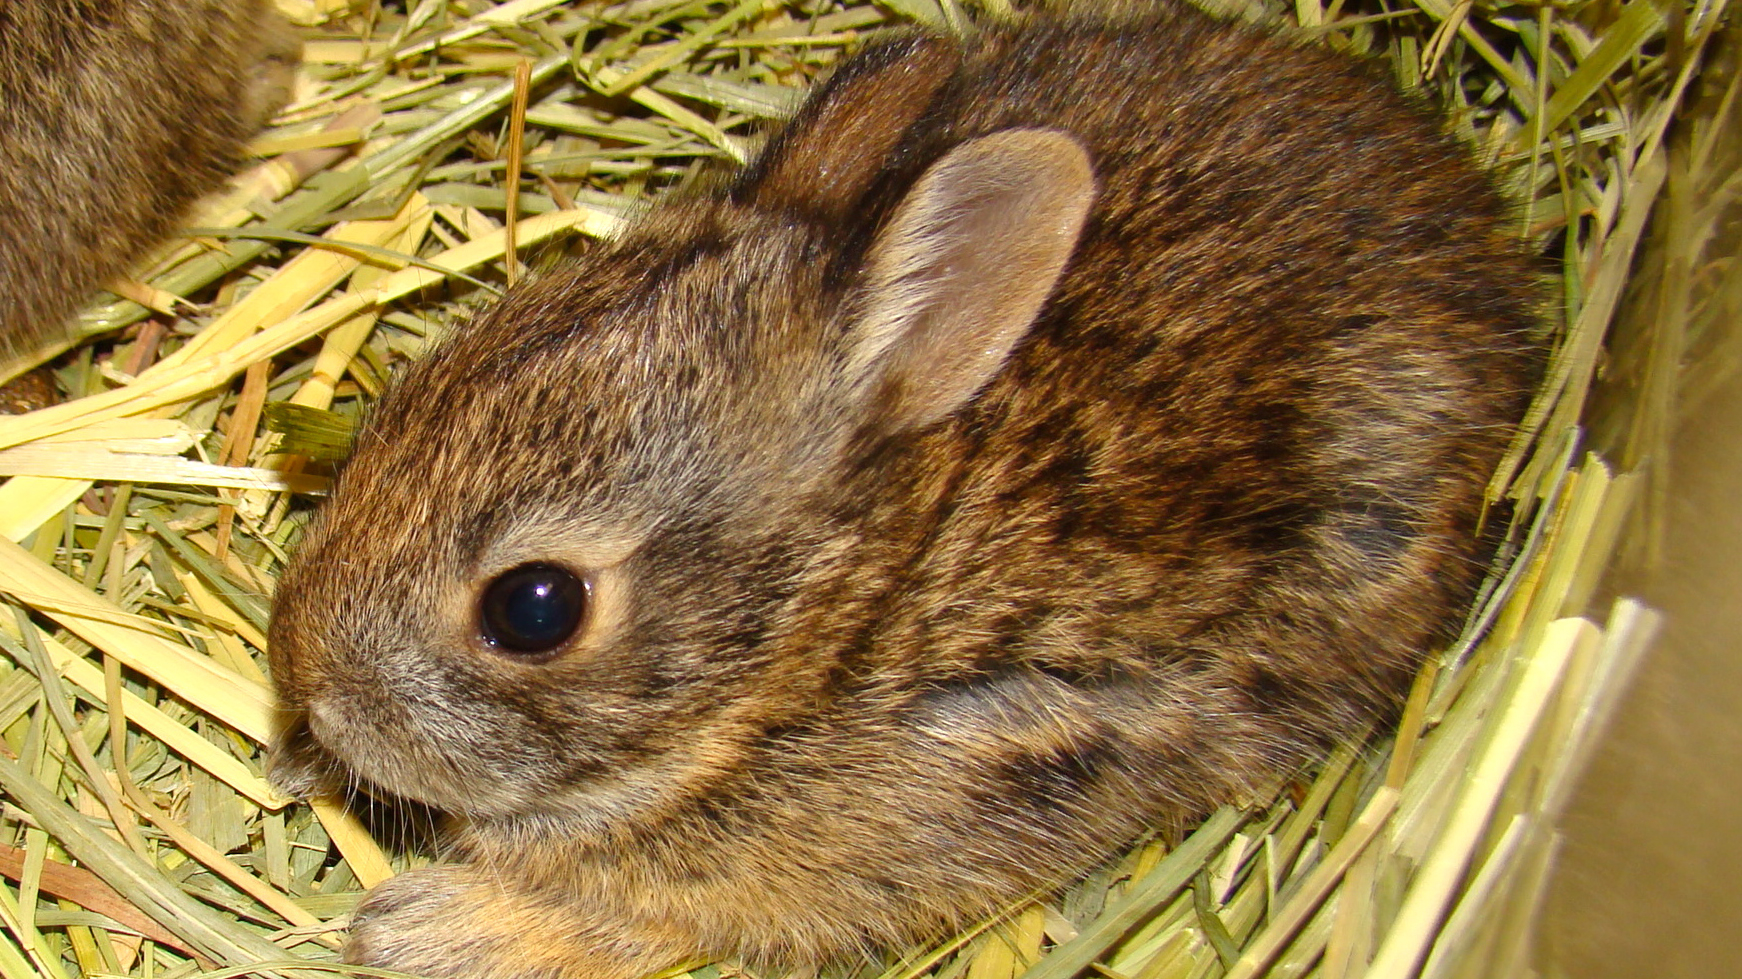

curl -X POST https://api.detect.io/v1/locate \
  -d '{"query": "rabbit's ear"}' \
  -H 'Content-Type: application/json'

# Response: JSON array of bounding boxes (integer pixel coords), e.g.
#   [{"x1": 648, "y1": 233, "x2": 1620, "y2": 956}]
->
[
  {"x1": 732, "y1": 34, "x2": 959, "y2": 221},
  {"x1": 846, "y1": 128, "x2": 1096, "y2": 434}
]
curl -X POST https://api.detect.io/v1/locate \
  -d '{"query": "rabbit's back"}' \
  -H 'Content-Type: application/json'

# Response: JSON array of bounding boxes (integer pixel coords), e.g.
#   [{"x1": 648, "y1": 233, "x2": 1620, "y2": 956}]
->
[
  {"x1": 715, "y1": 14, "x2": 1540, "y2": 739},
  {"x1": 0, "y1": 0, "x2": 297, "y2": 364}
]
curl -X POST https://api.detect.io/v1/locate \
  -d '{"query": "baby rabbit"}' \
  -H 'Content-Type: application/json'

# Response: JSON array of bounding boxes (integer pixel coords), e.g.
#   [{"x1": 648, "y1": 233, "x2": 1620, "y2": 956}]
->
[
  {"x1": 0, "y1": 0, "x2": 299, "y2": 368},
  {"x1": 269, "y1": 4, "x2": 1541, "y2": 978}
]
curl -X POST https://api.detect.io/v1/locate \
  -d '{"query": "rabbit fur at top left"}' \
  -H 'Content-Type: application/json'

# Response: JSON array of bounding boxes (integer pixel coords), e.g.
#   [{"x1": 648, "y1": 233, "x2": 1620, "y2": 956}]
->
[{"x1": 0, "y1": 0, "x2": 300, "y2": 370}]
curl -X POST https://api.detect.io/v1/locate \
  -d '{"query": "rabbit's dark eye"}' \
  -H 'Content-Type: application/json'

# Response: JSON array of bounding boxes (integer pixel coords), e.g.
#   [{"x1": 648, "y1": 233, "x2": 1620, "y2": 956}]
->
[{"x1": 478, "y1": 563, "x2": 589, "y2": 656}]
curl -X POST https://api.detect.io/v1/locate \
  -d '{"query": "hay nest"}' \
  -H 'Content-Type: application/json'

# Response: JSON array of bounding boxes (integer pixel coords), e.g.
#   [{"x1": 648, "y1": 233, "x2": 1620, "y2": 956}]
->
[{"x1": 0, "y1": 0, "x2": 1733, "y2": 977}]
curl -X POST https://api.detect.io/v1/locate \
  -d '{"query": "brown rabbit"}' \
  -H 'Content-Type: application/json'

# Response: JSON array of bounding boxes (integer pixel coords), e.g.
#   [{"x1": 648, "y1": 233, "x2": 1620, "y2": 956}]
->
[
  {"x1": 0, "y1": 0, "x2": 299, "y2": 369},
  {"x1": 268, "y1": 4, "x2": 1542, "y2": 978}
]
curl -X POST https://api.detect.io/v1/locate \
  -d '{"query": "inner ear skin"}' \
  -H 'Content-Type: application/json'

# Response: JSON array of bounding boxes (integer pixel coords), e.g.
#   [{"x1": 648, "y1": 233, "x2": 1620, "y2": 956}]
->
[{"x1": 849, "y1": 129, "x2": 1098, "y2": 435}]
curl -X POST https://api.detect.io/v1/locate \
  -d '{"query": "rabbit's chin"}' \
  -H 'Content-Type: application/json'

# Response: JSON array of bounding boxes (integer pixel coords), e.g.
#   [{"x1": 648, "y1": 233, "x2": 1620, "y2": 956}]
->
[
  {"x1": 270, "y1": 706, "x2": 667, "y2": 830},
  {"x1": 266, "y1": 706, "x2": 516, "y2": 817}
]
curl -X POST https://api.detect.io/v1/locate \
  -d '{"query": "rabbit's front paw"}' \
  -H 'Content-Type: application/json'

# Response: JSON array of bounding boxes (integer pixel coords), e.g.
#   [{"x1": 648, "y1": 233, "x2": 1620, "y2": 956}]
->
[{"x1": 345, "y1": 865, "x2": 657, "y2": 979}]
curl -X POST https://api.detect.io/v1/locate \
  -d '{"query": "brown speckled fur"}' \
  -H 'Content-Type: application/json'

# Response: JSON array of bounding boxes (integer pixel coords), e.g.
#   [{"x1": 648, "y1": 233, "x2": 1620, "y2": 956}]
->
[
  {"x1": 269, "y1": 6, "x2": 1542, "y2": 979},
  {"x1": 0, "y1": 0, "x2": 298, "y2": 364}
]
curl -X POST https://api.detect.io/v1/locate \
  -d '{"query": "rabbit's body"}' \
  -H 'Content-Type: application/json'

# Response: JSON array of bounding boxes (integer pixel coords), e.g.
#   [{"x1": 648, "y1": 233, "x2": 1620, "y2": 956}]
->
[
  {"x1": 0, "y1": 0, "x2": 298, "y2": 367},
  {"x1": 270, "y1": 6, "x2": 1541, "y2": 978}
]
